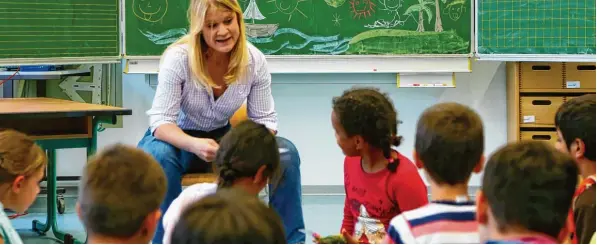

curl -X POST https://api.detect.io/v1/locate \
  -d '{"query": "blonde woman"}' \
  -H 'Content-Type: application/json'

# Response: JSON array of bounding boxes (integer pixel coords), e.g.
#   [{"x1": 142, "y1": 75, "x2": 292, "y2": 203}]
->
[{"x1": 137, "y1": 0, "x2": 305, "y2": 243}]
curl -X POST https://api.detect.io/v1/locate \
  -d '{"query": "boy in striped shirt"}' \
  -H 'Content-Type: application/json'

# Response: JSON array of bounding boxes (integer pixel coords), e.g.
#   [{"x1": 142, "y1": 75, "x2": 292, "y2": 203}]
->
[{"x1": 385, "y1": 103, "x2": 485, "y2": 244}]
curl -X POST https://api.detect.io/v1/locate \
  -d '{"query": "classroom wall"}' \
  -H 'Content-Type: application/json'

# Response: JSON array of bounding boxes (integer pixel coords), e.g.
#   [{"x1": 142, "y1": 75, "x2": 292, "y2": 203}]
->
[{"x1": 55, "y1": 60, "x2": 507, "y2": 189}]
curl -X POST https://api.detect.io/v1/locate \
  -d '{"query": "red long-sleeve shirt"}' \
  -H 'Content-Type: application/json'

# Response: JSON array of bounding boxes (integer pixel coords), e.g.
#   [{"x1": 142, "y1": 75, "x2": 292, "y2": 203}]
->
[{"x1": 341, "y1": 151, "x2": 428, "y2": 244}]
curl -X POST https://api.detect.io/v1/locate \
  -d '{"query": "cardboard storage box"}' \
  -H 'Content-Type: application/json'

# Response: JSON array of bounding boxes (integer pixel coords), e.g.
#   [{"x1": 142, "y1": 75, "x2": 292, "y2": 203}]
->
[
  {"x1": 565, "y1": 63, "x2": 596, "y2": 89},
  {"x1": 520, "y1": 62, "x2": 564, "y2": 89},
  {"x1": 520, "y1": 96, "x2": 565, "y2": 126},
  {"x1": 520, "y1": 131, "x2": 559, "y2": 145}
]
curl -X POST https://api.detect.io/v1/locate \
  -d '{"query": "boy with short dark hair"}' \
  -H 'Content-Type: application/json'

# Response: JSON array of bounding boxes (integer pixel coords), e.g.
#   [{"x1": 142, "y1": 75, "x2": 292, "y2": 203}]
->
[
  {"x1": 554, "y1": 94, "x2": 596, "y2": 244},
  {"x1": 385, "y1": 102, "x2": 485, "y2": 243},
  {"x1": 77, "y1": 144, "x2": 167, "y2": 244},
  {"x1": 476, "y1": 141, "x2": 578, "y2": 244}
]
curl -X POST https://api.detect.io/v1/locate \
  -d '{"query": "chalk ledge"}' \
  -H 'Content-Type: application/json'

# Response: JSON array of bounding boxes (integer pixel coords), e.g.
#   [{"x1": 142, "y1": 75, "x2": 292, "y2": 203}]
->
[{"x1": 124, "y1": 55, "x2": 472, "y2": 74}]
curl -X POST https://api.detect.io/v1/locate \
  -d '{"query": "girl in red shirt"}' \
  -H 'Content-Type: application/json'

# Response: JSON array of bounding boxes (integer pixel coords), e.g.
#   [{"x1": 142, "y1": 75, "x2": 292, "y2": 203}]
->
[{"x1": 330, "y1": 87, "x2": 428, "y2": 244}]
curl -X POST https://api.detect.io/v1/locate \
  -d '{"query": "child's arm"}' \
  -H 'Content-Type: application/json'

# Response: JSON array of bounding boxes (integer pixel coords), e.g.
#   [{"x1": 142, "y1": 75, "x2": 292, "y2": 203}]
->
[
  {"x1": 341, "y1": 158, "x2": 356, "y2": 236},
  {"x1": 392, "y1": 171, "x2": 428, "y2": 212},
  {"x1": 341, "y1": 193, "x2": 355, "y2": 236}
]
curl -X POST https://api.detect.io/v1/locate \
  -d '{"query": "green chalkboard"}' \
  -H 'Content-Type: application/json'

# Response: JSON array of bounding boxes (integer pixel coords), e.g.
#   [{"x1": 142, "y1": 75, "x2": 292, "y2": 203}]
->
[
  {"x1": 0, "y1": 0, "x2": 120, "y2": 59},
  {"x1": 125, "y1": 0, "x2": 471, "y2": 56},
  {"x1": 478, "y1": 0, "x2": 596, "y2": 55}
]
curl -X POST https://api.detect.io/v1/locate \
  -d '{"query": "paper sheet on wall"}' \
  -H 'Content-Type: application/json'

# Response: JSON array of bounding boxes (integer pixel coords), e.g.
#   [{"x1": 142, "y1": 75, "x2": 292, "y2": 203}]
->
[{"x1": 397, "y1": 73, "x2": 455, "y2": 88}]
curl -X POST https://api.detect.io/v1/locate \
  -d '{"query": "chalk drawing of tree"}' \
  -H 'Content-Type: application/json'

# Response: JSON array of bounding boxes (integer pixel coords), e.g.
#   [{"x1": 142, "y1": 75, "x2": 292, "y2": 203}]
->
[
  {"x1": 434, "y1": 0, "x2": 450, "y2": 32},
  {"x1": 404, "y1": 0, "x2": 434, "y2": 32}
]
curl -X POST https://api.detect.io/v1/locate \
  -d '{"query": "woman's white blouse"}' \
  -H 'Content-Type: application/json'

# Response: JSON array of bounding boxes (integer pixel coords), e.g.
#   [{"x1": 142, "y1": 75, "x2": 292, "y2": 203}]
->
[{"x1": 147, "y1": 42, "x2": 277, "y2": 134}]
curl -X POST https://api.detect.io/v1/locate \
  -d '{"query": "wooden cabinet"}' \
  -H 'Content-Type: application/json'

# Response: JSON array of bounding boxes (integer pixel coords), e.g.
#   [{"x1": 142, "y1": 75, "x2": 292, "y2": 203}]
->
[{"x1": 507, "y1": 62, "x2": 596, "y2": 144}]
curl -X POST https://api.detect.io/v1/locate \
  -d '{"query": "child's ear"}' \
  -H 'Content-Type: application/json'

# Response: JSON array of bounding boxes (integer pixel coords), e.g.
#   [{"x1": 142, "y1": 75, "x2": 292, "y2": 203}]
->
[
  {"x1": 11, "y1": 176, "x2": 25, "y2": 194},
  {"x1": 473, "y1": 155, "x2": 485, "y2": 174},
  {"x1": 253, "y1": 165, "x2": 268, "y2": 185},
  {"x1": 573, "y1": 138, "x2": 585, "y2": 160},
  {"x1": 354, "y1": 136, "x2": 364, "y2": 151},
  {"x1": 412, "y1": 151, "x2": 423, "y2": 169},
  {"x1": 141, "y1": 210, "x2": 162, "y2": 241},
  {"x1": 475, "y1": 190, "x2": 488, "y2": 225},
  {"x1": 75, "y1": 202, "x2": 82, "y2": 221}
]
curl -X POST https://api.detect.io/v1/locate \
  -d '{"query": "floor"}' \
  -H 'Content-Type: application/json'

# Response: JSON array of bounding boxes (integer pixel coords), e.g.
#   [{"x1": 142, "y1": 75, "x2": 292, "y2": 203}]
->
[{"x1": 11, "y1": 195, "x2": 345, "y2": 244}]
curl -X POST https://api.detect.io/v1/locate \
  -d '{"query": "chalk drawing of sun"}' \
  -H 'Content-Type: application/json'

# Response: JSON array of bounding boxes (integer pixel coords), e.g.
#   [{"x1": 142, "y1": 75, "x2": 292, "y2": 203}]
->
[
  {"x1": 267, "y1": 0, "x2": 308, "y2": 22},
  {"x1": 350, "y1": 0, "x2": 375, "y2": 19}
]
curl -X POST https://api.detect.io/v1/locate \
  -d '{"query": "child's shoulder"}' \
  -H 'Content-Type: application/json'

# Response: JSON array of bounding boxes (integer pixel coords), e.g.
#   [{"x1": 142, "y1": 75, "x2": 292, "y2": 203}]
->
[
  {"x1": 0, "y1": 204, "x2": 22, "y2": 244},
  {"x1": 182, "y1": 183, "x2": 218, "y2": 196}
]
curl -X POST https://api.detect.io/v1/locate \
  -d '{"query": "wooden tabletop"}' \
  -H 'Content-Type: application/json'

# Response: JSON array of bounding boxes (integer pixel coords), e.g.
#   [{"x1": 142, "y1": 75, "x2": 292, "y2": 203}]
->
[{"x1": 0, "y1": 98, "x2": 132, "y2": 119}]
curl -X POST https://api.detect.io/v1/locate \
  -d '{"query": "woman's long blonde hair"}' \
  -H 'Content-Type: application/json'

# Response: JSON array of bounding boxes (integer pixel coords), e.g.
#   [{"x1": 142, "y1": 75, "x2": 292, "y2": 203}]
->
[{"x1": 168, "y1": 0, "x2": 249, "y2": 87}]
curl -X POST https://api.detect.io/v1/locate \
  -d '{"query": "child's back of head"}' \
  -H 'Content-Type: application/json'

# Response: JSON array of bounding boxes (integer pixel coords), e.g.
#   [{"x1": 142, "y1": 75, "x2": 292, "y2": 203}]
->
[
  {"x1": 170, "y1": 188, "x2": 286, "y2": 244},
  {"x1": 415, "y1": 102, "x2": 484, "y2": 186},
  {"x1": 77, "y1": 144, "x2": 167, "y2": 244},
  {"x1": 385, "y1": 103, "x2": 484, "y2": 244},
  {"x1": 0, "y1": 130, "x2": 47, "y2": 244},
  {"x1": 214, "y1": 120, "x2": 280, "y2": 191},
  {"x1": 477, "y1": 141, "x2": 578, "y2": 243}
]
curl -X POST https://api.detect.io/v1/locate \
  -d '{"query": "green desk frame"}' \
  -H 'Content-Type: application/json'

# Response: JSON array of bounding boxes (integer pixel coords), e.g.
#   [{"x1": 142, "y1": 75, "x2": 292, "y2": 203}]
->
[
  {"x1": 0, "y1": 98, "x2": 131, "y2": 244},
  {"x1": 32, "y1": 116, "x2": 114, "y2": 244}
]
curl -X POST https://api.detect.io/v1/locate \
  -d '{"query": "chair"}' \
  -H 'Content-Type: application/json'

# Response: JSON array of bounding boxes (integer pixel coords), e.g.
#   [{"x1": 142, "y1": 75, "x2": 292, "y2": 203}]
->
[{"x1": 181, "y1": 103, "x2": 248, "y2": 186}]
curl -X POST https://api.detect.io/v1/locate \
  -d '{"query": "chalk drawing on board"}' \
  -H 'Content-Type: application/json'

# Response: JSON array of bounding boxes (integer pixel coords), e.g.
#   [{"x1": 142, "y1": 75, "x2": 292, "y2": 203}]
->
[
  {"x1": 325, "y1": 0, "x2": 347, "y2": 8},
  {"x1": 133, "y1": 0, "x2": 168, "y2": 23},
  {"x1": 247, "y1": 28, "x2": 351, "y2": 55},
  {"x1": 332, "y1": 13, "x2": 342, "y2": 26},
  {"x1": 267, "y1": 0, "x2": 308, "y2": 22},
  {"x1": 244, "y1": 0, "x2": 279, "y2": 38},
  {"x1": 346, "y1": 29, "x2": 468, "y2": 54},
  {"x1": 404, "y1": 0, "x2": 434, "y2": 32},
  {"x1": 140, "y1": 28, "x2": 186, "y2": 45},
  {"x1": 350, "y1": 0, "x2": 376, "y2": 19},
  {"x1": 365, "y1": 0, "x2": 402, "y2": 28},
  {"x1": 442, "y1": 0, "x2": 465, "y2": 21}
]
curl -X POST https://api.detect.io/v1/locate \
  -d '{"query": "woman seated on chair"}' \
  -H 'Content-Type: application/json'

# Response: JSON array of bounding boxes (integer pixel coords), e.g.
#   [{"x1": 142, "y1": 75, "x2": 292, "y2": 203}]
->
[{"x1": 137, "y1": 0, "x2": 304, "y2": 243}]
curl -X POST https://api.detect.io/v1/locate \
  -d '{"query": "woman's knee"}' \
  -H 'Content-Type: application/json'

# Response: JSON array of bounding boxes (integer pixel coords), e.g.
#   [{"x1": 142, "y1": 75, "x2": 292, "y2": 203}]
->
[
  {"x1": 138, "y1": 133, "x2": 182, "y2": 172},
  {"x1": 276, "y1": 136, "x2": 300, "y2": 169}
]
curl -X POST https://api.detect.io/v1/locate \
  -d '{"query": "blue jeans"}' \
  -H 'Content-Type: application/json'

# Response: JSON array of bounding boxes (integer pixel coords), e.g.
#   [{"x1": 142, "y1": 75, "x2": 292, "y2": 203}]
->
[{"x1": 137, "y1": 127, "x2": 305, "y2": 244}]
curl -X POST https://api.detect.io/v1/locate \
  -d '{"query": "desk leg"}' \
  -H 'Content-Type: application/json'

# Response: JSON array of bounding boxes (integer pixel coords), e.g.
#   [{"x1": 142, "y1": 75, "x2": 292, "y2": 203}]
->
[
  {"x1": 33, "y1": 149, "x2": 75, "y2": 244},
  {"x1": 87, "y1": 118, "x2": 99, "y2": 157}
]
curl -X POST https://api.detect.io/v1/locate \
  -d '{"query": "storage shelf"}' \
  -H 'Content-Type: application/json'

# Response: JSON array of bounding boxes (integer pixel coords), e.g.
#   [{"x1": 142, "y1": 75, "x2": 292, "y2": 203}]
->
[{"x1": 520, "y1": 88, "x2": 596, "y2": 94}]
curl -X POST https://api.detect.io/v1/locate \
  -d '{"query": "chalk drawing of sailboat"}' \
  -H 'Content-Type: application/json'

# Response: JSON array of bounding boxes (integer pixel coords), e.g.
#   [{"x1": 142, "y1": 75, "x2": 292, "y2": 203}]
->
[{"x1": 243, "y1": 0, "x2": 278, "y2": 38}]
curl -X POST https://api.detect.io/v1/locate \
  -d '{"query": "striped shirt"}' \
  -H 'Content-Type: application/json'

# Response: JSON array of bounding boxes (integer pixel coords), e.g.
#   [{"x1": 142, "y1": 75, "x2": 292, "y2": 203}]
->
[
  {"x1": 147, "y1": 42, "x2": 277, "y2": 134},
  {"x1": 386, "y1": 201, "x2": 479, "y2": 244}
]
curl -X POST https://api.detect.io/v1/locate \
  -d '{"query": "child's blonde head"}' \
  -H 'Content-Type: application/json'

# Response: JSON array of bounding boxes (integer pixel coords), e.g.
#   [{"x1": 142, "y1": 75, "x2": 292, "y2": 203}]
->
[{"x1": 0, "y1": 130, "x2": 47, "y2": 213}]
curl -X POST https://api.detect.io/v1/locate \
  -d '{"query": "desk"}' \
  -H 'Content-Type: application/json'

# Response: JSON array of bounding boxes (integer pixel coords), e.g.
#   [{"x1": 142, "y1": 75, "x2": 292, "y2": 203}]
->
[{"x1": 0, "y1": 98, "x2": 132, "y2": 243}]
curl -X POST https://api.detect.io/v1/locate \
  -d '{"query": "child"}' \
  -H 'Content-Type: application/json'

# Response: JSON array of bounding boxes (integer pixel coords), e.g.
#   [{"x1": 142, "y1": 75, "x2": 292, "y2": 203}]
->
[
  {"x1": 0, "y1": 130, "x2": 47, "y2": 244},
  {"x1": 554, "y1": 94, "x2": 596, "y2": 244},
  {"x1": 331, "y1": 87, "x2": 428, "y2": 244},
  {"x1": 162, "y1": 120, "x2": 280, "y2": 243},
  {"x1": 476, "y1": 141, "x2": 578, "y2": 244},
  {"x1": 170, "y1": 188, "x2": 286, "y2": 243},
  {"x1": 385, "y1": 102, "x2": 484, "y2": 243},
  {"x1": 76, "y1": 144, "x2": 167, "y2": 244}
]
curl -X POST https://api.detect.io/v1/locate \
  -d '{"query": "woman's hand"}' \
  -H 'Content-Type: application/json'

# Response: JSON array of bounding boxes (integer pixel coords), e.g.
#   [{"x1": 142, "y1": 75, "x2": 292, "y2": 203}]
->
[{"x1": 191, "y1": 138, "x2": 219, "y2": 162}]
